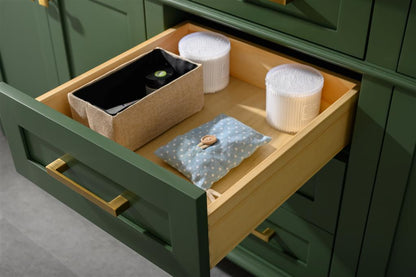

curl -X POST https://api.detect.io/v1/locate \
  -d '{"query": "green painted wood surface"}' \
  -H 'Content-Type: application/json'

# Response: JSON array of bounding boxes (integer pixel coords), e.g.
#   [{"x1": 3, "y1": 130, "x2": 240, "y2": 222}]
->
[
  {"x1": 0, "y1": 0, "x2": 147, "y2": 97},
  {"x1": 144, "y1": 0, "x2": 187, "y2": 38},
  {"x1": 398, "y1": 1, "x2": 416, "y2": 79},
  {"x1": 48, "y1": 0, "x2": 147, "y2": 78},
  {"x1": 357, "y1": 87, "x2": 416, "y2": 276},
  {"x1": 282, "y1": 158, "x2": 345, "y2": 234},
  {"x1": 0, "y1": 59, "x2": 4, "y2": 82},
  {"x1": 0, "y1": 59, "x2": 3, "y2": 134},
  {"x1": 228, "y1": 245, "x2": 291, "y2": 277},
  {"x1": 238, "y1": 208, "x2": 333, "y2": 277},
  {"x1": 365, "y1": 0, "x2": 411, "y2": 69},
  {"x1": 189, "y1": 0, "x2": 372, "y2": 58},
  {"x1": 386, "y1": 154, "x2": 416, "y2": 276},
  {"x1": 148, "y1": 0, "x2": 416, "y2": 92},
  {"x1": 0, "y1": 0, "x2": 61, "y2": 97},
  {"x1": 0, "y1": 82, "x2": 210, "y2": 277},
  {"x1": 23, "y1": 129, "x2": 172, "y2": 244},
  {"x1": 329, "y1": 76, "x2": 393, "y2": 277}
]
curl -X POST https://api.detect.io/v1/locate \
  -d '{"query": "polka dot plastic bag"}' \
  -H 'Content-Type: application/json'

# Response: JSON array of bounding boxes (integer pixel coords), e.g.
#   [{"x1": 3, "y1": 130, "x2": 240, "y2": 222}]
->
[{"x1": 154, "y1": 114, "x2": 271, "y2": 190}]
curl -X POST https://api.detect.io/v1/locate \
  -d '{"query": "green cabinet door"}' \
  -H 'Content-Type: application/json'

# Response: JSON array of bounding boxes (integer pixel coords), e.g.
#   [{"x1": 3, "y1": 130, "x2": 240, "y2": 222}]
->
[
  {"x1": 330, "y1": 76, "x2": 393, "y2": 277},
  {"x1": 48, "y1": 0, "x2": 147, "y2": 78},
  {"x1": 0, "y1": 0, "x2": 147, "y2": 96},
  {"x1": 365, "y1": 0, "x2": 411, "y2": 69},
  {"x1": 385, "y1": 153, "x2": 416, "y2": 276},
  {"x1": 0, "y1": 0, "x2": 61, "y2": 97},
  {"x1": 357, "y1": 87, "x2": 416, "y2": 276},
  {"x1": 397, "y1": 1, "x2": 416, "y2": 78}
]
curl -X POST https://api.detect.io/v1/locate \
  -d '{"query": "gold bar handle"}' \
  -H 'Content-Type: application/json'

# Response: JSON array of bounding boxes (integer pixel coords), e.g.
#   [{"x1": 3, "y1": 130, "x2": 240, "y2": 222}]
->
[
  {"x1": 46, "y1": 155, "x2": 129, "y2": 217},
  {"x1": 38, "y1": 0, "x2": 50, "y2": 7},
  {"x1": 251, "y1": 227, "x2": 275, "y2": 242},
  {"x1": 268, "y1": 0, "x2": 293, "y2": 5}
]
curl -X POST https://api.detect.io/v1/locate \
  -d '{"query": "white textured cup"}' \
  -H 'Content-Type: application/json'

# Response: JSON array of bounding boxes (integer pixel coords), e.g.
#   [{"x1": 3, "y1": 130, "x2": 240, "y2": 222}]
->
[
  {"x1": 179, "y1": 31, "x2": 231, "y2": 93},
  {"x1": 266, "y1": 64, "x2": 324, "y2": 133}
]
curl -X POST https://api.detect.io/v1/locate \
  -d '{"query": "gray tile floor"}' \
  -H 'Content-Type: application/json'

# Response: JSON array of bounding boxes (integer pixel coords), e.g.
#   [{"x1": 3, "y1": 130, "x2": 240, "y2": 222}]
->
[{"x1": 0, "y1": 130, "x2": 253, "y2": 277}]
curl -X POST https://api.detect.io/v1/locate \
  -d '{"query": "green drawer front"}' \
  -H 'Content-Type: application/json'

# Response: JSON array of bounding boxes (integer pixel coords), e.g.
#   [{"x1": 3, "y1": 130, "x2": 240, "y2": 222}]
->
[
  {"x1": 397, "y1": 1, "x2": 416, "y2": 78},
  {"x1": 234, "y1": 208, "x2": 333, "y2": 277},
  {"x1": 22, "y1": 129, "x2": 172, "y2": 245},
  {"x1": 0, "y1": 82, "x2": 210, "y2": 277},
  {"x1": 189, "y1": 0, "x2": 372, "y2": 58},
  {"x1": 282, "y1": 158, "x2": 345, "y2": 233}
]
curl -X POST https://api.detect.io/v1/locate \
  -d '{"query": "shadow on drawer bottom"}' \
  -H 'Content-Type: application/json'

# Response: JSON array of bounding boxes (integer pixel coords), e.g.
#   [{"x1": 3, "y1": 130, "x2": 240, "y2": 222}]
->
[{"x1": 229, "y1": 208, "x2": 333, "y2": 277}]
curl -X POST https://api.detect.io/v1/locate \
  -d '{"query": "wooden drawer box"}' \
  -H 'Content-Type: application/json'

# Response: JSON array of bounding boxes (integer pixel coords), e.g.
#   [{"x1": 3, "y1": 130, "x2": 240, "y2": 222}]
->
[
  {"x1": 0, "y1": 22, "x2": 358, "y2": 277},
  {"x1": 188, "y1": 0, "x2": 372, "y2": 58}
]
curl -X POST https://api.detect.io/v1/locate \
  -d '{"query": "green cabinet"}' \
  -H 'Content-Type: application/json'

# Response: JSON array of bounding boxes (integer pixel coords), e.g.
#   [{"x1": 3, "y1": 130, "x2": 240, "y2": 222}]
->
[
  {"x1": 0, "y1": 0, "x2": 146, "y2": 97},
  {"x1": 0, "y1": 16, "x2": 361, "y2": 276},
  {"x1": 2, "y1": 0, "x2": 416, "y2": 276},
  {"x1": 355, "y1": 2, "x2": 416, "y2": 274}
]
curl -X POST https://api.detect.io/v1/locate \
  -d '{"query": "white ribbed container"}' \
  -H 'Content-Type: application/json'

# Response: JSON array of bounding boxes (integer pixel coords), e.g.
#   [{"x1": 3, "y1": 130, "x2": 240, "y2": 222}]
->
[
  {"x1": 266, "y1": 64, "x2": 324, "y2": 133},
  {"x1": 178, "y1": 31, "x2": 231, "y2": 93}
]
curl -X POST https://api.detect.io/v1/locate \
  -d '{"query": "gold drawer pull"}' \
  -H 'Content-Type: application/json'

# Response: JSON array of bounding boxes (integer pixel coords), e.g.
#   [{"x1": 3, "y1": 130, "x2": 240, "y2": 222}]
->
[
  {"x1": 268, "y1": 0, "x2": 293, "y2": 5},
  {"x1": 251, "y1": 227, "x2": 275, "y2": 242},
  {"x1": 46, "y1": 155, "x2": 129, "y2": 217},
  {"x1": 39, "y1": 0, "x2": 49, "y2": 7}
]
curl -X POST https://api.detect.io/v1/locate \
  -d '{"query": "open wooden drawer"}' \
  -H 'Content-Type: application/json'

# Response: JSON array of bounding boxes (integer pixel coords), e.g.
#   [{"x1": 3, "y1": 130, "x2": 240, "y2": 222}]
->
[{"x1": 0, "y1": 23, "x2": 358, "y2": 277}]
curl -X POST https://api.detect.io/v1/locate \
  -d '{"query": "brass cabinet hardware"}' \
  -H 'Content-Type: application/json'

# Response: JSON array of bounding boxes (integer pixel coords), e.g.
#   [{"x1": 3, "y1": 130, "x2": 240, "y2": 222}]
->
[
  {"x1": 46, "y1": 155, "x2": 129, "y2": 217},
  {"x1": 31, "y1": 0, "x2": 49, "y2": 7},
  {"x1": 251, "y1": 227, "x2": 275, "y2": 242},
  {"x1": 268, "y1": 0, "x2": 293, "y2": 5}
]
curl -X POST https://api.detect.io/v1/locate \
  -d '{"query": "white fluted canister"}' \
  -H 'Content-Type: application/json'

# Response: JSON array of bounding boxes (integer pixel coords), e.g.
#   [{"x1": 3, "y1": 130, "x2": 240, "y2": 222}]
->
[
  {"x1": 266, "y1": 64, "x2": 324, "y2": 133},
  {"x1": 179, "y1": 31, "x2": 231, "y2": 93}
]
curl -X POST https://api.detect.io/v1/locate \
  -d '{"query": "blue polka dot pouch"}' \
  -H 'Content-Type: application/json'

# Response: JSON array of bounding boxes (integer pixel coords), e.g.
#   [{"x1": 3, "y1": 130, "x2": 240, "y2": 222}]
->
[{"x1": 154, "y1": 114, "x2": 271, "y2": 190}]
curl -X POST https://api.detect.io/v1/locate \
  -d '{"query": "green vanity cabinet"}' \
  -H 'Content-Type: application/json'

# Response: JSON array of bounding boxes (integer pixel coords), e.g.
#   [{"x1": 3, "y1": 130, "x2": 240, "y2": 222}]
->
[
  {"x1": 2, "y1": 0, "x2": 416, "y2": 276},
  {"x1": 0, "y1": 0, "x2": 146, "y2": 97},
  {"x1": 0, "y1": 16, "x2": 362, "y2": 276}
]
